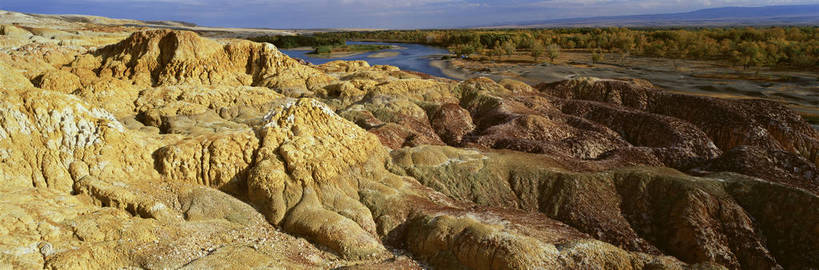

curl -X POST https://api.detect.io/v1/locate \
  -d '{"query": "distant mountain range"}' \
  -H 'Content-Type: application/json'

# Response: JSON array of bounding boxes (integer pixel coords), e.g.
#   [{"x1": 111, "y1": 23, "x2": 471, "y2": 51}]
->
[{"x1": 478, "y1": 4, "x2": 819, "y2": 28}]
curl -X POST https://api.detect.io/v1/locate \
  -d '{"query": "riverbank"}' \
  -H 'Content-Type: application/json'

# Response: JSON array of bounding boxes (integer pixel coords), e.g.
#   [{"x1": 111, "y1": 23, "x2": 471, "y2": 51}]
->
[{"x1": 429, "y1": 59, "x2": 468, "y2": 80}]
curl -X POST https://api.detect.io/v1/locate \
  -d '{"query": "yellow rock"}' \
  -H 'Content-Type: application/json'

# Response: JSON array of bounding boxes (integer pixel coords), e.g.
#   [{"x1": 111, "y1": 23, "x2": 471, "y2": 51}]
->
[
  {"x1": 155, "y1": 129, "x2": 258, "y2": 194},
  {"x1": 81, "y1": 30, "x2": 327, "y2": 89},
  {"x1": 370, "y1": 78, "x2": 457, "y2": 103},
  {"x1": 318, "y1": 60, "x2": 371, "y2": 73},
  {"x1": 0, "y1": 59, "x2": 34, "y2": 91},
  {"x1": 0, "y1": 88, "x2": 155, "y2": 190},
  {"x1": 256, "y1": 98, "x2": 386, "y2": 183},
  {"x1": 135, "y1": 85, "x2": 286, "y2": 119},
  {"x1": 33, "y1": 69, "x2": 81, "y2": 93}
]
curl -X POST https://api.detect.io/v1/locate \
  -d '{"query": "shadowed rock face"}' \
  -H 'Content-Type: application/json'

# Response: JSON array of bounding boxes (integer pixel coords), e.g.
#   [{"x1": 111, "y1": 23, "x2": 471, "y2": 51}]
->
[{"x1": 1, "y1": 27, "x2": 818, "y2": 270}]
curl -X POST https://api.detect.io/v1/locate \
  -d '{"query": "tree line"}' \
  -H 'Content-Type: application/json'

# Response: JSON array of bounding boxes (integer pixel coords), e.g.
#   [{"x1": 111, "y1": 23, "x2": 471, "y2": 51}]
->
[{"x1": 256, "y1": 27, "x2": 818, "y2": 69}]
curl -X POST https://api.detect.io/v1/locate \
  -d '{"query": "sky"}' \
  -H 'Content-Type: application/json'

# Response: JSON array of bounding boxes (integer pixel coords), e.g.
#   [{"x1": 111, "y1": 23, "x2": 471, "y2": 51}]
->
[{"x1": 2, "y1": 0, "x2": 818, "y2": 29}]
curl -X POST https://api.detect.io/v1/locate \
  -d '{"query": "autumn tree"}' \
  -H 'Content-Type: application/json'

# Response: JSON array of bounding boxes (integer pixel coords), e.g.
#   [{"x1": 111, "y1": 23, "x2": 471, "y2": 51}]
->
[
  {"x1": 546, "y1": 44, "x2": 560, "y2": 63},
  {"x1": 592, "y1": 48, "x2": 604, "y2": 64},
  {"x1": 738, "y1": 41, "x2": 764, "y2": 70},
  {"x1": 502, "y1": 40, "x2": 517, "y2": 59},
  {"x1": 491, "y1": 41, "x2": 505, "y2": 61},
  {"x1": 531, "y1": 41, "x2": 545, "y2": 62},
  {"x1": 449, "y1": 43, "x2": 476, "y2": 59},
  {"x1": 518, "y1": 36, "x2": 534, "y2": 50}
]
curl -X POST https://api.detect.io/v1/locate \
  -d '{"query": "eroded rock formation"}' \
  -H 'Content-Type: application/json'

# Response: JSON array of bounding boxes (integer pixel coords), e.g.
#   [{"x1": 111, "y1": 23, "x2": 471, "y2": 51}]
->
[{"x1": 1, "y1": 24, "x2": 817, "y2": 270}]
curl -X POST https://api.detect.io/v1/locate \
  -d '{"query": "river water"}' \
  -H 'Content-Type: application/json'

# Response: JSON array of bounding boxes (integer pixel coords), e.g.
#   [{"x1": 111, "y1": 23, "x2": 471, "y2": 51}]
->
[{"x1": 280, "y1": 41, "x2": 452, "y2": 79}]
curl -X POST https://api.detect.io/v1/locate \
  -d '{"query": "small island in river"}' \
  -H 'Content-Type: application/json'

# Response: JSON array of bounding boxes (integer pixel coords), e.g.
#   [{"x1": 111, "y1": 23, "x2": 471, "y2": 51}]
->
[{"x1": 307, "y1": 44, "x2": 398, "y2": 58}]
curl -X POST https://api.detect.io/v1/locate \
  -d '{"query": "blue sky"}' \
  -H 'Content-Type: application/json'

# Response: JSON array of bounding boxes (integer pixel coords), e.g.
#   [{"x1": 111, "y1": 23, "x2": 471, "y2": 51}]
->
[{"x1": 2, "y1": 0, "x2": 818, "y2": 28}]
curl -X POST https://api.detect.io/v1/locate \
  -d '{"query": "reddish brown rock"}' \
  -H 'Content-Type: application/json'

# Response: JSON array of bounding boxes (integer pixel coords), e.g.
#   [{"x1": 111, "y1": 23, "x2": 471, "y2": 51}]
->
[
  {"x1": 537, "y1": 77, "x2": 819, "y2": 166},
  {"x1": 458, "y1": 78, "x2": 668, "y2": 169},
  {"x1": 554, "y1": 98, "x2": 722, "y2": 169},
  {"x1": 428, "y1": 103, "x2": 475, "y2": 145},
  {"x1": 369, "y1": 119, "x2": 445, "y2": 149}
]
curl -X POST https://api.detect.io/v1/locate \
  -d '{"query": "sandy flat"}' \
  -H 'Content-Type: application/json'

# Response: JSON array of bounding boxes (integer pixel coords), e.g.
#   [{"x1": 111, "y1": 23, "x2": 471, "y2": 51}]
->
[{"x1": 368, "y1": 51, "x2": 400, "y2": 58}]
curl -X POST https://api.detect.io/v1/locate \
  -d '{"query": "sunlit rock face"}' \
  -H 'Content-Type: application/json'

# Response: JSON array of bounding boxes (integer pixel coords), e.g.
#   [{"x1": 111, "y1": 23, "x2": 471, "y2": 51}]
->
[{"x1": 0, "y1": 20, "x2": 817, "y2": 270}]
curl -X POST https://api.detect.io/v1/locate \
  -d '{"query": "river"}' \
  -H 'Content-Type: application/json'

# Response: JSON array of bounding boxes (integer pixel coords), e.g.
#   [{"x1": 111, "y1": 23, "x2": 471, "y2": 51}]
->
[{"x1": 280, "y1": 41, "x2": 453, "y2": 79}]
